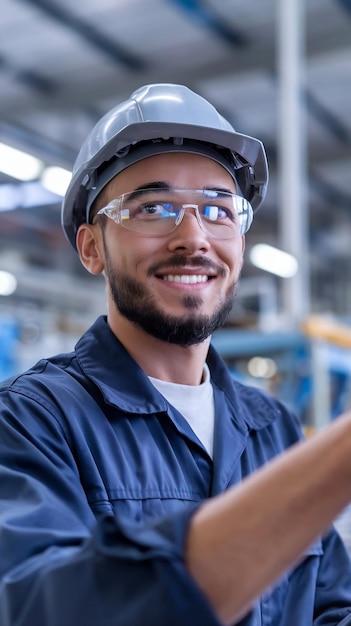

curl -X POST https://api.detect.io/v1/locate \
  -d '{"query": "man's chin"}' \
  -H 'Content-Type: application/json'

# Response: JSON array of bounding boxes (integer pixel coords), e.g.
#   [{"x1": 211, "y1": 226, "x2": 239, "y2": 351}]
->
[
  {"x1": 106, "y1": 265, "x2": 237, "y2": 345},
  {"x1": 125, "y1": 307, "x2": 230, "y2": 346}
]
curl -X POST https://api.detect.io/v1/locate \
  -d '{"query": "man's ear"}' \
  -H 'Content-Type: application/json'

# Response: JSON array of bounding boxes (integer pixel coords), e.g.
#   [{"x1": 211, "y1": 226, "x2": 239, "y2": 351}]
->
[{"x1": 76, "y1": 223, "x2": 105, "y2": 275}]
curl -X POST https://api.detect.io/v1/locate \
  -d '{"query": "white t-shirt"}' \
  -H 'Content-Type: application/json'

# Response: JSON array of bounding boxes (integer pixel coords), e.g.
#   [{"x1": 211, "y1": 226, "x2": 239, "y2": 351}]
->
[{"x1": 148, "y1": 364, "x2": 215, "y2": 457}]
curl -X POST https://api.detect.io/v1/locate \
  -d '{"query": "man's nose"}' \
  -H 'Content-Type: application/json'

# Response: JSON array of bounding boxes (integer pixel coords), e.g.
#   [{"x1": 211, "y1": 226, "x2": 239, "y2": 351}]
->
[{"x1": 167, "y1": 206, "x2": 211, "y2": 254}]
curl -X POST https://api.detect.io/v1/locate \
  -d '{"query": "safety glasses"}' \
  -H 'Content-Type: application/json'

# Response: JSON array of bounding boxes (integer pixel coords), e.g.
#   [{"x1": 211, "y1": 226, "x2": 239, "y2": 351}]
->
[{"x1": 97, "y1": 187, "x2": 253, "y2": 238}]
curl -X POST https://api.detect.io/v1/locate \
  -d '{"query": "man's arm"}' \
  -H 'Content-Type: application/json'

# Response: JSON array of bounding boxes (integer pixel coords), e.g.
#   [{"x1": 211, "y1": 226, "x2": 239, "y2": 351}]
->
[{"x1": 186, "y1": 409, "x2": 351, "y2": 625}]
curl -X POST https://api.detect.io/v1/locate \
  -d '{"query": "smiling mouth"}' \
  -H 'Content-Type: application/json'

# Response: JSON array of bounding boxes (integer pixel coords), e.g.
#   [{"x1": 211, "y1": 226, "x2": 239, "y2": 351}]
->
[{"x1": 160, "y1": 274, "x2": 212, "y2": 284}]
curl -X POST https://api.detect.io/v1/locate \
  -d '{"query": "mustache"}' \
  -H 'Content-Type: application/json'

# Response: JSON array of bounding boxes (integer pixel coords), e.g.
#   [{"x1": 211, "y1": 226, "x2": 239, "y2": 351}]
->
[{"x1": 147, "y1": 255, "x2": 226, "y2": 277}]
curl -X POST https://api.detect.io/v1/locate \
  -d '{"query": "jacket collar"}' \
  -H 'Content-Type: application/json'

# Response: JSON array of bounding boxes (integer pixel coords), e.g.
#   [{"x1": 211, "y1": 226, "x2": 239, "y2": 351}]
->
[
  {"x1": 75, "y1": 316, "x2": 168, "y2": 414},
  {"x1": 75, "y1": 316, "x2": 277, "y2": 430}
]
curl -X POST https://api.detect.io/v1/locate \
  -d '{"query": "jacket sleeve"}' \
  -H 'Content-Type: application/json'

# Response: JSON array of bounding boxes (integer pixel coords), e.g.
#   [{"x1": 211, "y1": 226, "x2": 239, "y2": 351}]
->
[
  {"x1": 0, "y1": 392, "x2": 220, "y2": 626},
  {"x1": 313, "y1": 528, "x2": 351, "y2": 625}
]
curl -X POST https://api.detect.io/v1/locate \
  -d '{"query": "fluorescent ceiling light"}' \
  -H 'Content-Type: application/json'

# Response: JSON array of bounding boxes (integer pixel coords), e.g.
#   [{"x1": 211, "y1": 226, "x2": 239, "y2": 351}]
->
[
  {"x1": 0, "y1": 271, "x2": 17, "y2": 296},
  {"x1": 249, "y1": 243, "x2": 298, "y2": 278},
  {"x1": 0, "y1": 143, "x2": 43, "y2": 181},
  {"x1": 41, "y1": 166, "x2": 71, "y2": 197}
]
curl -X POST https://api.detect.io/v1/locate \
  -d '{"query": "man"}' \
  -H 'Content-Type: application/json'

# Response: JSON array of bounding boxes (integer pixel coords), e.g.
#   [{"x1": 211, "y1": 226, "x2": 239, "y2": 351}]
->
[{"x1": 0, "y1": 83, "x2": 351, "y2": 626}]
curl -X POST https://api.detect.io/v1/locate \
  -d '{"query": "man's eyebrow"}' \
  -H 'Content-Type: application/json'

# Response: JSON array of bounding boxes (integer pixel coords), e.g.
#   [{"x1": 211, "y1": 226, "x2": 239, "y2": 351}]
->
[
  {"x1": 126, "y1": 183, "x2": 235, "y2": 202},
  {"x1": 205, "y1": 186, "x2": 234, "y2": 195},
  {"x1": 127, "y1": 182, "x2": 171, "y2": 201}
]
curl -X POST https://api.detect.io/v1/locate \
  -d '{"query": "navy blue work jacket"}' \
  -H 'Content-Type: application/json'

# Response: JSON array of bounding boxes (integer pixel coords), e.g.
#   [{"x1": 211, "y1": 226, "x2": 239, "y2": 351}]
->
[{"x1": 0, "y1": 316, "x2": 350, "y2": 626}]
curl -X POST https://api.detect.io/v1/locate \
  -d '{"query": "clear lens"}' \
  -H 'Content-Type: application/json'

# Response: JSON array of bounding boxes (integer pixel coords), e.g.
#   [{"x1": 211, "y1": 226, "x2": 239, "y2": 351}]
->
[{"x1": 98, "y1": 188, "x2": 253, "y2": 237}]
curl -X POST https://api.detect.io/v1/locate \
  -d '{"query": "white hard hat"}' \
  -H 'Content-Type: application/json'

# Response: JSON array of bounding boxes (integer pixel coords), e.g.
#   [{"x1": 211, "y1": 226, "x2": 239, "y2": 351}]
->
[{"x1": 62, "y1": 83, "x2": 269, "y2": 249}]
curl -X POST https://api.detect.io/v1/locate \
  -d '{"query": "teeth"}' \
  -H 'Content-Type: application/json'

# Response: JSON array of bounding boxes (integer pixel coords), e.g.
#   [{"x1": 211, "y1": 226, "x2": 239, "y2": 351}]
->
[{"x1": 163, "y1": 274, "x2": 209, "y2": 284}]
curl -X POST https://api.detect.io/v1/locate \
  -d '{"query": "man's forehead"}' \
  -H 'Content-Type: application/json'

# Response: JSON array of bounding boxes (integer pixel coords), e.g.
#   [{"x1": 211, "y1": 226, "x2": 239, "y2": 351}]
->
[{"x1": 105, "y1": 151, "x2": 237, "y2": 195}]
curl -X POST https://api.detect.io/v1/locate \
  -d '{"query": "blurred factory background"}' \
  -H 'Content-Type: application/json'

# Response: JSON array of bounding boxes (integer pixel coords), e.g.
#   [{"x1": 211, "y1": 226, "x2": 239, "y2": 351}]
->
[{"x1": 0, "y1": 0, "x2": 350, "y2": 435}]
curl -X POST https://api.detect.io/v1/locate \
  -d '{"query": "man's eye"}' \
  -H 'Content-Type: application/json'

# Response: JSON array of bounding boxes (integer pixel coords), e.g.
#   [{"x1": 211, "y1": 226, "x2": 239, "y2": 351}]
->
[
  {"x1": 141, "y1": 202, "x2": 162, "y2": 215},
  {"x1": 203, "y1": 205, "x2": 233, "y2": 221},
  {"x1": 137, "y1": 202, "x2": 167, "y2": 216}
]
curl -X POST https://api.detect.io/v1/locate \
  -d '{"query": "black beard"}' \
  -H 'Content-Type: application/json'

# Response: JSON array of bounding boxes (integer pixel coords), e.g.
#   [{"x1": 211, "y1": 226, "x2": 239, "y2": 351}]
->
[{"x1": 104, "y1": 254, "x2": 238, "y2": 347}]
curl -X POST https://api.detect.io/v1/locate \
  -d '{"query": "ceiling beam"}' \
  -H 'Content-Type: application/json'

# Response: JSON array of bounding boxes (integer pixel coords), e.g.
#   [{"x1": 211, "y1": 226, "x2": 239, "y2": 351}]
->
[
  {"x1": 168, "y1": 0, "x2": 249, "y2": 46},
  {"x1": 19, "y1": 0, "x2": 146, "y2": 71},
  {"x1": 335, "y1": 0, "x2": 351, "y2": 15}
]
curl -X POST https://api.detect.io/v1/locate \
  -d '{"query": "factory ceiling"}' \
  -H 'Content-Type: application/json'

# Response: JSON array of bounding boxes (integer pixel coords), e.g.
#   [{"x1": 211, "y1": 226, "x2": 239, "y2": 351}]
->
[{"x1": 0, "y1": 0, "x2": 350, "y2": 328}]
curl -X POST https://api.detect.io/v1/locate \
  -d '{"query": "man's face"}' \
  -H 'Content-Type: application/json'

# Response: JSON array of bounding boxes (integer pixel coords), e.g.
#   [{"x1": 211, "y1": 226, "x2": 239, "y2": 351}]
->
[{"x1": 91, "y1": 152, "x2": 245, "y2": 346}]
